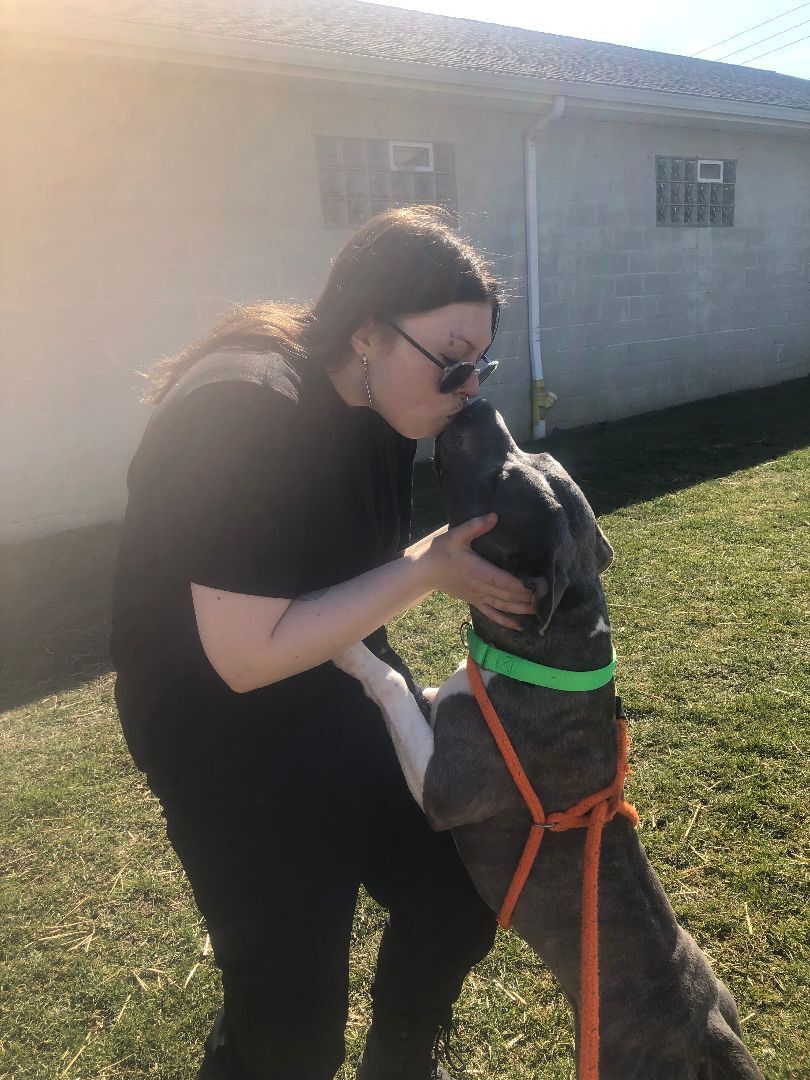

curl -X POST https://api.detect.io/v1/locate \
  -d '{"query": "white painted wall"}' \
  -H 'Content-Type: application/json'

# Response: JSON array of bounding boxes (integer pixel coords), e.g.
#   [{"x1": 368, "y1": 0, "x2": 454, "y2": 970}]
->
[
  {"x1": 1, "y1": 49, "x2": 530, "y2": 540},
  {"x1": 2, "y1": 47, "x2": 808, "y2": 540}
]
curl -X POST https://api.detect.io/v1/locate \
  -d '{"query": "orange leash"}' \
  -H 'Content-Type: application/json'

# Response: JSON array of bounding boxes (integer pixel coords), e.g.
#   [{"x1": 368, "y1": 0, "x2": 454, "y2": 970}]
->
[{"x1": 465, "y1": 655, "x2": 639, "y2": 1080}]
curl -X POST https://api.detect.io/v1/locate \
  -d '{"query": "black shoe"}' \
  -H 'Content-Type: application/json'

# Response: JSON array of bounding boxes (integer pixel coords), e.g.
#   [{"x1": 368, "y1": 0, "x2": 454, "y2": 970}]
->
[{"x1": 356, "y1": 1009, "x2": 460, "y2": 1080}]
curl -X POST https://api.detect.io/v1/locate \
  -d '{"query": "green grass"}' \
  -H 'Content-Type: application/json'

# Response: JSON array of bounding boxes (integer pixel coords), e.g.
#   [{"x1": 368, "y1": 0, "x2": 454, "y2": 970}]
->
[{"x1": 1, "y1": 377, "x2": 808, "y2": 1078}]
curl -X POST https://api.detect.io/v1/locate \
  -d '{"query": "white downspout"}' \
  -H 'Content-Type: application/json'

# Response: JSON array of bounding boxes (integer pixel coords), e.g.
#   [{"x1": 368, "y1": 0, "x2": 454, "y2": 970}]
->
[{"x1": 525, "y1": 95, "x2": 565, "y2": 440}]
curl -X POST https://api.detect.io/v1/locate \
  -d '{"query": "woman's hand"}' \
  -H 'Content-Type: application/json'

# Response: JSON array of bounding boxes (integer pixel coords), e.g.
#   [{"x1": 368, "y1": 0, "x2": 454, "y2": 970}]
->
[{"x1": 413, "y1": 513, "x2": 540, "y2": 630}]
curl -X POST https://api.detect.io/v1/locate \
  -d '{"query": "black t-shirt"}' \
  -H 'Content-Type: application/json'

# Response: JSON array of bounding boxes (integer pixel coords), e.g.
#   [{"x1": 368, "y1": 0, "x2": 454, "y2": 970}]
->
[{"x1": 110, "y1": 349, "x2": 417, "y2": 786}]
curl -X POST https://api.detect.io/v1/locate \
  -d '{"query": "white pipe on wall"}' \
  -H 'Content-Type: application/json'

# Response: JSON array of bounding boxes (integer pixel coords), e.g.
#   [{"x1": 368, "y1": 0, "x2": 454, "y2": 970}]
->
[{"x1": 524, "y1": 95, "x2": 566, "y2": 440}]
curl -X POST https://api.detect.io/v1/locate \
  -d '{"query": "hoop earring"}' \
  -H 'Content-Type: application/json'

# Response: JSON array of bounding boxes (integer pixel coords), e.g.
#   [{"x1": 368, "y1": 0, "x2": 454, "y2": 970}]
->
[{"x1": 362, "y1": 354, "x2": 374, "y2": 408}]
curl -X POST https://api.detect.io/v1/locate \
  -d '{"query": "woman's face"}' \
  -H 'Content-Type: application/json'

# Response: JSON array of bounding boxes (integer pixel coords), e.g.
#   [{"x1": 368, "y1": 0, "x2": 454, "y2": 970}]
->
[{"x1": 368, "y1": 301, "x2": 496, "y2": 440}]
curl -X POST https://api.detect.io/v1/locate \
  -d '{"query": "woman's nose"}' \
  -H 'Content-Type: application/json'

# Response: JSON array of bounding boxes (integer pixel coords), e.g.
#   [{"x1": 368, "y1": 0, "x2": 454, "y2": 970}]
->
[{"x1": 458, "y1": 371, "x2": 480, "y2": 398}]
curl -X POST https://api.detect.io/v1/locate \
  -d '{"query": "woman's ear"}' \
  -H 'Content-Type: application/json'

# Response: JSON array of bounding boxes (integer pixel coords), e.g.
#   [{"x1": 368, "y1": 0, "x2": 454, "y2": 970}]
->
[{"x1": 349, "y1": 319, "x2": 375, "y2": 358}]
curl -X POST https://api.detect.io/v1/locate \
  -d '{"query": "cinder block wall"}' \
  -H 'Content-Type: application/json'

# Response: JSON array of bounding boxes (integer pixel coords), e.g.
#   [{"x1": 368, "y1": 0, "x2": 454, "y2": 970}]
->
[
  {"x1": 536, "y1": 117, "x2": 810, "y2": 430},
  {"x1": 1, "y1": 48, "x2": 530, "y2": 541}
]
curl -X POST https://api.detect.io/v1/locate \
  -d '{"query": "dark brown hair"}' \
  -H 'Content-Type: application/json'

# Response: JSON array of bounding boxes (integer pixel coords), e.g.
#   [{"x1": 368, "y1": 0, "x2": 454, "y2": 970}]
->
[{"x1": 144, "y1": 205, "x2": 504, "y2": 404}]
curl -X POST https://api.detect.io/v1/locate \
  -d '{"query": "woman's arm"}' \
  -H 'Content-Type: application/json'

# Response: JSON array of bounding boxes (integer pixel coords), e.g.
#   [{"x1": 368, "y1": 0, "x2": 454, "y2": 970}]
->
[{"x1": 192, "y1": 513, "x2": 536, "y2": 693}]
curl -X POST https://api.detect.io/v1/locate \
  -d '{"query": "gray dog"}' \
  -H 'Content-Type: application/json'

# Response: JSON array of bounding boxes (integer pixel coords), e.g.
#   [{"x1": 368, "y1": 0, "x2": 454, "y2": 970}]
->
[{"x1": 335, "y1": 399, "x2": 764, "y2": 1080}]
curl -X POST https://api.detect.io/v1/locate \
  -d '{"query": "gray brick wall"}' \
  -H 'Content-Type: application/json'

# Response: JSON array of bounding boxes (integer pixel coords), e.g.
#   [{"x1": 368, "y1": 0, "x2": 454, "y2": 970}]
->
[
  {"x1": 536, "y1": 117, "x2": 810, "y2": 430},
  {"x1": 1, "y1": 51, "x2": 530, "y2": 540}
]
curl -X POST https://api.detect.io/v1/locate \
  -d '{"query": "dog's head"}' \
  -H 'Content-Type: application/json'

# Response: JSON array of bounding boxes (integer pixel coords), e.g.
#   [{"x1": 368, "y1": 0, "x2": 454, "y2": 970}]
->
[{"x1": 434, "y1": 398, "x2": 613, "y2": 635}]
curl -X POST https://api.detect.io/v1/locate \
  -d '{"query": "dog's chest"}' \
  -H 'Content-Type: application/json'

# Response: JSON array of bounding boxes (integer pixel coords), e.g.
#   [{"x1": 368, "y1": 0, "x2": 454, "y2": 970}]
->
[{"x1": 430, "y1": 662, "x2": 494, "y2": 727}]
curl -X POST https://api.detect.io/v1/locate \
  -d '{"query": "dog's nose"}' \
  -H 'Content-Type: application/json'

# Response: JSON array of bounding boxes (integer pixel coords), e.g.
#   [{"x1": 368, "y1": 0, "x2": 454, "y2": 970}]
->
[
  {"x1": 436, "y1": 396, "x2": 492, "y2": 455},
  {"x1": 455, "y1": 396, "x2": 486, "y2": 422},
  {"x1": 456, "y1": 396, "x2": 492, "y2": 430}
]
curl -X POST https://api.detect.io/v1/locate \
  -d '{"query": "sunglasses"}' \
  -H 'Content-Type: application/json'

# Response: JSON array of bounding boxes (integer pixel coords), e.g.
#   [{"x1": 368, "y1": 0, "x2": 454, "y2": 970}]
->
[{"x1": 382, "y1": 318, "x2": 499, "y2": 394}]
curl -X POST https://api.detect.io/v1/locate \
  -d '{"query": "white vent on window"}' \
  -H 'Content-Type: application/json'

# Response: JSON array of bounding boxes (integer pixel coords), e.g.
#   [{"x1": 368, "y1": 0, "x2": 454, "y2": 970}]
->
[
  {"x1": 698, "y1": 159, "x2": 724, "y2": 182},
  {"x1": 389, "y1": 142, "x2": 434, "y2": 172}
]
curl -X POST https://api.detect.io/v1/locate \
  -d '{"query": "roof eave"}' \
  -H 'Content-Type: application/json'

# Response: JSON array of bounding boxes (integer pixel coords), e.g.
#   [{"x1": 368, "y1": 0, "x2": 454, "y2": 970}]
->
[{"x1": 4, "y1": 12, "x2": 810, "y2": 134}]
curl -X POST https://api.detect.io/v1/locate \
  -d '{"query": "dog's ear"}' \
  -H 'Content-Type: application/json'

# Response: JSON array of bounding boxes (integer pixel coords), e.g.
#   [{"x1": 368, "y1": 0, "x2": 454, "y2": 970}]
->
[
  {"x1": 595, "y1": 522, "x2": 614, "y2": 575},
  {"x1": 509, "y1": 507, "x2": 576, "y2": 634},
  {"x1": 535, "y1": 557, "x2": 570, "y2": 635},
  {"x1": 521, "y1": 557, "x2": 570, "y2": 636}
]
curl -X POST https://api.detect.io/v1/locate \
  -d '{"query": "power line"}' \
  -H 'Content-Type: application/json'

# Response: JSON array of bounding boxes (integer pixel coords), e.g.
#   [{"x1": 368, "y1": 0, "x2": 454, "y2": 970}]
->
[
  {"x1": 690, "y1": 1, "x2": 810, "y2": 56},
  {"x1": 740, "y1": 30, "x2": 810, "y2": 63},
  {"x1": 717, "y1": 15, "x2": 810, "y2": 60}
]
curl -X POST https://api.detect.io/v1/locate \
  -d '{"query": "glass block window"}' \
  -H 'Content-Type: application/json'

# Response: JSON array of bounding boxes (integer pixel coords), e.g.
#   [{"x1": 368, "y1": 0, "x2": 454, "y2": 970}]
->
[
  {"x1": 656, "y1": 157, "x2": 736, "y2": 227},
  {"x1": 316, "y1": 136, "x2": 457, "y2": 229}
]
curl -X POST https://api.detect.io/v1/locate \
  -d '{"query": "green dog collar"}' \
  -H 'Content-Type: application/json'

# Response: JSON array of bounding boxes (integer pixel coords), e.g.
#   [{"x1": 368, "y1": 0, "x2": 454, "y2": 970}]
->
[{"x1": 467, "y1": 627, "x2": 616, "y2": 692}]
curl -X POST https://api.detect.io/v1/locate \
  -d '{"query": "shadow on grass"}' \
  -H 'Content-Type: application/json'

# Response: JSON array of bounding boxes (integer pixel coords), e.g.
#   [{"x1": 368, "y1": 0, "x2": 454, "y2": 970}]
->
[
  {"x1": 411, "y1": 374, "x2": 810, "y2": 533},
  {"x1": 1, "y1": 520, "x2": 123, "y2": 713},
  {"x1": 2, "y1": 375, "x2": 808, "y2": 713}
]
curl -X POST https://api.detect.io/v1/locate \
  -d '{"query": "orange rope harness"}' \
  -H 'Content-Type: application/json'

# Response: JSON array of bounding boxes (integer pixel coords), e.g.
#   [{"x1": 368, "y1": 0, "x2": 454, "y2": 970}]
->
[{"x1": 465, "y1": 655, "x2": 639, "y2": 1080}]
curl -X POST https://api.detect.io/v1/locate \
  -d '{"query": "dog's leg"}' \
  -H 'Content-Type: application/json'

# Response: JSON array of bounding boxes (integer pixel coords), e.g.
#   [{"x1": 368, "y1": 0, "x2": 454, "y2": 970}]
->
[
  {"x1": 333, "y1": 643, "x2": 434, "y2": 809},
  {"x1": 702, "y1": 1009, "x2": 764, "y2": 1080}
]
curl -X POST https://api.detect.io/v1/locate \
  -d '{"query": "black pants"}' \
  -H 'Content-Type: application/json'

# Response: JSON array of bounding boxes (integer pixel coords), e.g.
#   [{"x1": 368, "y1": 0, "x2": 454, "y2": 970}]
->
[{"x1": 146, "y1": 672, "x2": 495, "y2": 1079}]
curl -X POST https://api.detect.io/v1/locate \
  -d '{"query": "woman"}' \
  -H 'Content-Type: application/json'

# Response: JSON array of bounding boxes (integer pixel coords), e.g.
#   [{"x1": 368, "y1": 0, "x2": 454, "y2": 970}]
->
[{"x1": 110, "y1": 206, "x2": 535, "y2": 1080}]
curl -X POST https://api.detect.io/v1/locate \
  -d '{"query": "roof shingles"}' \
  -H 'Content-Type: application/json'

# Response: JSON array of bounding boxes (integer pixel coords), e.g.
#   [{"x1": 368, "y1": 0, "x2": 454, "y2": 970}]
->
[{"x1": 16, "y1": 0, "x2": 810, "y2": 111}]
